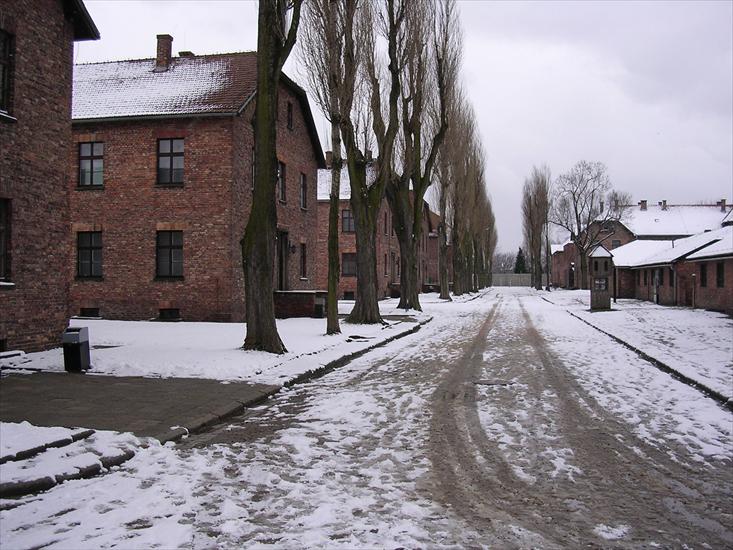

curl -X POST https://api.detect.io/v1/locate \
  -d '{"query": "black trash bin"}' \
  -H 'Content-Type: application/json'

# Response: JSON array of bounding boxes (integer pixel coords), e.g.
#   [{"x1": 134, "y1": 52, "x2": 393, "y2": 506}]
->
[{"x1": 62, "y1": 327, "x2": 90, "y2": 372}]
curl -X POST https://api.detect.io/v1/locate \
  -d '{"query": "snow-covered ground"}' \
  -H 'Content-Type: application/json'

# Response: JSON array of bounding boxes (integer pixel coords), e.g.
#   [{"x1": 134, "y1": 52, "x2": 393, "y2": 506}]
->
[
  {"x1": 544, "y1": 289, "x2": 733, "y2": 399},
  {"x1": 0, "y1": 298, "x2": 437, "y2": 386},
  {"x1": 1, "y1": 288, "x2": 730, "y2": 548}
]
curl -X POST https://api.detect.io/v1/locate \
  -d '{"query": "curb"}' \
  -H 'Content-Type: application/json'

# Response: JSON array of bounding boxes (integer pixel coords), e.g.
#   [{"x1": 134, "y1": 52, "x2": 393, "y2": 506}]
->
[
  {"x1": 0, "y1": 429, "x2": 96, "y2": 465},
  {"x1": 0, "y1": 449, "x2": 136, "y2": 499},
  {"x1": 567, "y1": 310, "x2": 733, "y2": 412},
  {"x1": 158, "y1": 316, "x2": 433, "y2": 444}
]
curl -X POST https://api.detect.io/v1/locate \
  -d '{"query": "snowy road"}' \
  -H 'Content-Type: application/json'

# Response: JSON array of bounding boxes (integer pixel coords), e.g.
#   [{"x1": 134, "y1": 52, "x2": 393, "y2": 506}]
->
[{"x1": 1, "y1": 289, "x2": 731, "y2": 548}]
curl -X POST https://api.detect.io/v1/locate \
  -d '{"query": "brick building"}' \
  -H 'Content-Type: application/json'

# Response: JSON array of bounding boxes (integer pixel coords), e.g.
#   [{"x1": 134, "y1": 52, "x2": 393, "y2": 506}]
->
[
  {"x1": 0, "y1": 0, "x2": 98, "y2": 352},
  {"x1": 68, "y1": 35, "x2": 325, "y2": 322},
  {"x1": 315, "y1": 163, "x2": 439, "y2": 300},
  {"x1": 551, "y1": 199, "x2": 732, "y2": 291}
]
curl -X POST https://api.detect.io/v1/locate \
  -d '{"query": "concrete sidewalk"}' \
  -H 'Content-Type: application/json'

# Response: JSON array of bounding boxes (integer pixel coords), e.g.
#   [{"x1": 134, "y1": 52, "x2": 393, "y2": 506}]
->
[{"x1": 0, "y1": 372, "x2": 278, "y2": 443}]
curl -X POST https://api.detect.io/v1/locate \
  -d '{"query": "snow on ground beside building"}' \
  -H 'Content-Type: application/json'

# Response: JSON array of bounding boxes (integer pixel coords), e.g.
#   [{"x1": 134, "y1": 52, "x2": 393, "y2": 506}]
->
[
  {"x1": 0, "y1": 302, "x2": 433, "y2": 386},
  {"x1": 543, "y1": 290, "x2": 733, "y2": 400},
  {"x1": 525, "y1": 291, "x2": 731, "y2": 465},
  {"x1": 0, "y1": 423, "x2": 87, "y2": 460}
]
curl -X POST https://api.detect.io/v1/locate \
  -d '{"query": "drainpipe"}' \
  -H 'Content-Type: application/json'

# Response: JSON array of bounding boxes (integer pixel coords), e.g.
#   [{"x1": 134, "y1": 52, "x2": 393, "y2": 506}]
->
[{"x1": 613, "y1": 267, "x2": 617, "y2": 303}]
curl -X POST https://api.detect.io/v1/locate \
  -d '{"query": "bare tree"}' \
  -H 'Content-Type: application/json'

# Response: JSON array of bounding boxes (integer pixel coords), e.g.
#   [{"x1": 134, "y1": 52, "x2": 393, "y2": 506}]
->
[
  {"x1": 386, "y1": 0, "x2": 461, "y2": 311},
  {"x1": 342, "y1": 0, "x2": 405, "y2": 324},
  {"x1": 493, "y1": 251, "x2": 515, "y2": 273},
  {"x1": 522, "y1": 165, "x2": 550, "y2": 290},
  {"x1": 550, "y1": 160, "x2": 631, "y2": 289},
  {"x1": 241, "y1": 0, "x2": 303, "y2": 353},
  {"x1": 300, "y1": 0, "x2": 350, "y2": 334}
]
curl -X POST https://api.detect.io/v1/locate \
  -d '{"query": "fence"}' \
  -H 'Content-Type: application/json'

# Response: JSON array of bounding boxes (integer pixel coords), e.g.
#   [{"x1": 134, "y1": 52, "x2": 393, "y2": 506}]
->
[{"x1": 491, "y1": 273, "x2": 548, "y2": 287}]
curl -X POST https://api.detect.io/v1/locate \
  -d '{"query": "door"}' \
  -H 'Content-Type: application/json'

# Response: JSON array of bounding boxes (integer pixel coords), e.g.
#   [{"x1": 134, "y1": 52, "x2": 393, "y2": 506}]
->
[
  {"x1": 653, "y1": 269, "x2": 660, "y2": 304},
  {"x1": 277, "y1": 230, "x2": 289, "y2": 291}
]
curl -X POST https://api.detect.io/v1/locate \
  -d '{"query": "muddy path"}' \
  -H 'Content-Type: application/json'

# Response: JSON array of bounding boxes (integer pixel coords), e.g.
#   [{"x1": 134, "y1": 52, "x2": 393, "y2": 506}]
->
[{"x1": 429, "y1": 292, "x2": 733, "y2": 548}]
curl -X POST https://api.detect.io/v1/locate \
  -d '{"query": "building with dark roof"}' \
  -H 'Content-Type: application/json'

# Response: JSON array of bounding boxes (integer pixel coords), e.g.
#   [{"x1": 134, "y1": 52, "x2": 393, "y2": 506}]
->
[
  {"x1": 1, "y1": 0, "x2": 99, "y2": 352},
  {"x1": 68, "y1": 34, "x2": 325, "y2": 322}
]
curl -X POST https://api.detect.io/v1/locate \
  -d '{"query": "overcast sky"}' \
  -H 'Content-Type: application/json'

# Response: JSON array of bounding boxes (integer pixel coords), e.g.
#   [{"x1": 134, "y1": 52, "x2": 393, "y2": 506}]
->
[{"x1": 76, "y1": 0, "x2": 732, "y2": 253}]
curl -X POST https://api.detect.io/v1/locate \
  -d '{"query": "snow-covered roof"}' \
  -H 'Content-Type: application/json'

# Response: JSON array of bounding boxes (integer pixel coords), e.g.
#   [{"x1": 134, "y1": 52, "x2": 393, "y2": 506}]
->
[
  {"x1": 686, "y1": 226, "x2": 733, "y2": 260},
  {"x1": 551, "y1": 244, "x2": 565, "y2": 255},
  {"x1": 589, "y1": 245, "x2": 612, "y2": 258},
  {"x1": 610, "y1": 240, "x2": 670, "y2": 268},
  {"x1": 317, "y1": 165, "x2": 377, "y2": 200},
  {"x1": 73, "y1": 53, "x2": 258, "y2": 120},
  {"x1": 634, "y1": 226, "x2": 729, "y2": 267},
  {"x1": 620, "y1": 204, "x2": 730, "y2": 238}
]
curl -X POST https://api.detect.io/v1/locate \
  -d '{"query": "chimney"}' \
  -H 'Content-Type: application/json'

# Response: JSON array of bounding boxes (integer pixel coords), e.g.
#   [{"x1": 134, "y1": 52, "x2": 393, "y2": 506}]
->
[
  {"x1": 639, "y1": 199, "x2": 647, "y2": 211},
  {"x1": 719, "y1": 198, "x2": 727, "y2": 212},
  {"x1": 325, "y1": 151, "x2": 333, "y2": 168},
  {"x1": 661, "y1": 199, "x2": 667, "y2": 211},
  {"x1": 155, "y1": 34, "x2": 173, "y2": 72},
  {"x1": 178, "y1": 50, "x2": 194, "y2": 58}
]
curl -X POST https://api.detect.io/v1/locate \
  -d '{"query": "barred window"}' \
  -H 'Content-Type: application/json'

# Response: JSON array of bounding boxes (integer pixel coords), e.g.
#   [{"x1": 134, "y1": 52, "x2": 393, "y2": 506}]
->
[
  {"x1": 342, "y1": 209, "x2": 355, "y2": 233},
  {"x1": 278, "y1": 161, "x2": 287, "y2": 202},
  {"x1": 300, "y1": 173, "x2": 307, "y2": 209},
  {"x1": 342, "y1": 253, "x2": 357, "y2": 276},
  {"x1": 0, "y1": 30, "x2": 13, "y2": 114},
  {"x1": 0, "y1": 199, "x2": 10, "y2": 280}
]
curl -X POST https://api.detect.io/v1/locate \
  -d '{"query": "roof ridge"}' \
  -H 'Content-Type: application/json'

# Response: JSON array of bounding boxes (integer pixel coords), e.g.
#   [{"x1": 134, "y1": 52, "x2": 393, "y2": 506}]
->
[{"x1": 75, "y1": 50, "x2": 257, "y2": 67}]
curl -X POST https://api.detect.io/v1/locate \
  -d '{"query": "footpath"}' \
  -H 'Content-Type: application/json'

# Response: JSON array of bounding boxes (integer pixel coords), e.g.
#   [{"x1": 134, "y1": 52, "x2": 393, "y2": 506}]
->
[{"x1": 0, "y1": 309, "x2": 434, "y2": 498}]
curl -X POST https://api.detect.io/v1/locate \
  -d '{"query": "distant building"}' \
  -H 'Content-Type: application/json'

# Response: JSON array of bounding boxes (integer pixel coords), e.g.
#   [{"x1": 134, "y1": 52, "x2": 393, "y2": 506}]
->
[
  {"x1": 68, "y1": 35, "x2": 325, "y2": 321},
  {"x1": 316, "y1": 161, "x2": 440, "y2": 299},
  {"x1": 0, "y1": 0, "x2": 99, "y2": 352}
]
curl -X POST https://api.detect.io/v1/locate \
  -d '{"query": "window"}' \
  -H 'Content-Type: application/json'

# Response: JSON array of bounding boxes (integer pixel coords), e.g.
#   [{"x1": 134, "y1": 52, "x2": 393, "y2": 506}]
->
[
  {"x1": 643, "y1": 270, "x2": 647, "y2": 286},
  {"x1": 342, "y1": 209, "x2": 355, "y2": 233},
  {"x1": 603, "y1": 260, "x2": 608, "y2": 271},
  {"x1": 700, "y1": 263, "x2": 707, "y2": 288},
  {"x1": 300, "y1": 243, "x2": 307, "y2": 278},
  {"x1": 79, "y1": 142, "x2": 104, "y2": 186},
  {"x1": 156, "y1": 231, "x2": 183, "y2": 278},
  {"x1": 0, "y1": 199, "x2": 9, "y2": 280},
  {"x1": 636, "y1": 270, "x2": 640, "y2": 285},
  {"x1": 658, "y1": 268, "x2": 664, "y2": 286},
  {"x1": 159, "y1": 308, "x2": 181, "y2": 321},
  {"x1": 716, "y1": 262, "x2": 724, "y2": 288},
  {"x1": 287, "y1": 101, "x2": 293, "y2": 129},
  {"x1": 77, "y1": 231, "x2": 102, "y2": 278},
  {"x1": 0, "y1": 30, "x2": 13, "y2": 114},
  {"x1": 593, "y1": 260, "x2": 598, "y2": 272},
  {"x1": 157, "y1": 138, "x2": 184, "y2": 185},
  {"x1": 299, "y1": 173, "x2": 307, "y2": 209},
  {"x1": 278, "y1": 161, "x2": 286, "y2": 202},
  {"x1": 669, "y1": 268, "x2": 674, "y2": 287},
  {"x1": 79, "y1": 307, "x2": 99, "y2": 317},
  {"x1": 384, "y1": 212, "x2": 388, "y2": 235},
  {"x1": 384, "y1": 253, "x2": 388, "y2": 276},
  {"x1": 611, "y1": 239, "x2": 621, "y2": 249},
  {"x1": 342, "y1": 253, "x2": 357, "y2": 276}
]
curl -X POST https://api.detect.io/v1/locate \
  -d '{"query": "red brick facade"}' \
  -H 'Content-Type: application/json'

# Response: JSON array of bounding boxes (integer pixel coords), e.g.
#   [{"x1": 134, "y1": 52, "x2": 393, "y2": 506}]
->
[
  {"x1": 69, "y1": 52, "x2": 323, "y2": 321},
  {"x1": 0, "y1": 0, "x2": 97, "y2": 352}
]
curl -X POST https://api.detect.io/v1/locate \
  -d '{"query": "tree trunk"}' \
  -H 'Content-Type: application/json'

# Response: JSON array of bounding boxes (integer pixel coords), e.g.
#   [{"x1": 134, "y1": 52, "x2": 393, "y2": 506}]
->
[
  {"x1": 545, "y1": 219, "x2": 551, "y2": 291},
  {"x1": 579, "y1": 251, "x2": 589, "y2": 290},
  {"x1": 241, "y1": 3, "x2": 287, "y2": 353},
  {"x1": 326, "y1": 124, "x2": 341, "y2": 334},
  {"x1": 345, "y1": 157, "x2": 383, "y2": 324},
  {"x1": 386, "y1": 184, "x2": 421, "y2": 311},
  {"x1": 438, "y1": 222, "x2": 451, "y2": 300}
]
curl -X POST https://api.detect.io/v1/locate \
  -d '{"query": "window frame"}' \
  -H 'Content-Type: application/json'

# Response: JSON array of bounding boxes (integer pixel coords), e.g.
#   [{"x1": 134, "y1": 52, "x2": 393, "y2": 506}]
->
[
  {"x1": 76, "y1": 231, "x2": 103, "y2": 279},
  {"x1": 278, "y1": 161, "x2": 287, "y2": 202},
  {"x1": 156, "y1": 230, "x2": 184, "y2": 279},
  {"x1": 0, "y1": 199, "x2": 10, "y2": 281},
  {"x1": 299, "y1": 172, "x2": 307, "y2": 210},
  {"x1": 716, "y1": 261, "x2": 724, "y2": 288},
  {"x1": 0, "y1": 29, "x2": 14, "y2": 116},
  {"x1": 342, "y1": 209, "x2": 355, "y2": 233},
  {"x1": 78, "y1": 142, "x2": 105, "y2": 187},
  {"x1": 156, "y1": 138, "x2": 185, "y2": 186},
  {"x1": 342, "y1": 252, "x2": 357, "y2": 277},
  {"x1": 700, "y1": 263, "x2": 707, "y2": 288}
]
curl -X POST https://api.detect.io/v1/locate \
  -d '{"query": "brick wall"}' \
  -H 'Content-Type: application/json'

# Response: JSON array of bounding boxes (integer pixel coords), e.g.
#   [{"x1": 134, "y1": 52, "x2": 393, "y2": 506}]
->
[
  {"x1": 69, "y1": 81, "x2": 319, "y2": 322},
  {"x1": 0, "y1": 0, "x2": 75, "y2": 351},
  {"x1": 683, "y1": 258, "x2": 733, "y2": 314}
]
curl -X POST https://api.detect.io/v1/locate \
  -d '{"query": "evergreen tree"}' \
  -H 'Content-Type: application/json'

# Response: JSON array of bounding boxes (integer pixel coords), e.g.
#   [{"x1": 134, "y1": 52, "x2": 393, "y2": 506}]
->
[{"x1": 514, "y1": 247, "x2": 527, "y2": 274}]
